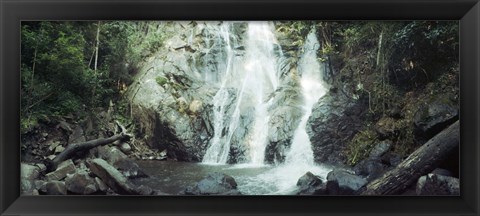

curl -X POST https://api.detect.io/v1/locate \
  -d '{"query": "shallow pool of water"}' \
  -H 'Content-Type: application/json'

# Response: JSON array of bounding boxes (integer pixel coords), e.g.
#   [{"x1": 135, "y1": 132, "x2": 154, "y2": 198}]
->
[{"x1": 132, "y1": 160, "x2": 333, "y2": 195}]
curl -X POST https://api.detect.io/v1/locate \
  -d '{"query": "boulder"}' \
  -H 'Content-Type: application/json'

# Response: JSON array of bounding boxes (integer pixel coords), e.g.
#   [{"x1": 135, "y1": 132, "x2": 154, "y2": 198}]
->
[
  {"x1": 307, "y1": 93, "x2": 366, "y2": 166},
  {"x1": 326, "y1": 170, "x2": 367, "y2": 195},
  {"x1": 65, "y1": 170, "x2": 98, "y2": 195},
  {"x1": 94, "y1": 177, "x2": 108, "y2": 192},
  {"x1": 353, "y1": 159, "x2": 386, "y2": 181},
  {"x1": 185, "y1": 172, "x2": 241, "y2": 195},
  {"x1": 119, "y1": 143, "x2": 132, "y2": 154},
  {"x1": 97, "y1": 146, "x2": 148, "y2": 179},
  {"x1": 45, "y1": 159, "x2": 76, "y2": 181},
  {"x1": 21, "y1": 163, "x2": 41, "y2": 195},
  {"x1": 369, "y1": 140, "x2": 392, "y2": 159},
  {"x1": 45, "y1": 181, "x2": 67, "y2": 195},
  {"x1": 414, "y1": 101, "x2": 458, "y2": 140},
  {"x1": 296, "y1": 172, "x2": 327, "y2": 195},
  {"x1": 416, "y1": 173, "x2": 459, "y2": 195},
  {"x1": 87, "y1": 158, "x2": 138, "y2": 195}
]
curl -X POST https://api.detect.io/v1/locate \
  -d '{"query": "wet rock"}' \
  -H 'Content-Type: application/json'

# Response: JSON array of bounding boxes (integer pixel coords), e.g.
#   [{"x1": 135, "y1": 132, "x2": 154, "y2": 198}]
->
[
  {"x1": 87, "y1": 158, "x2": 137, "y2": 195},
  {"x1": 307, "y1": 93, "x2": 366, "y2": 166},
  {"x1": 69, "y1": 126, "x2": 86, "y2": 144},
  {"x1": 265, "y1": 79, "x2": 304, "y2": 164},
  {"x1": 416, "y1": 173, "x2": 459, "y2": 195},
  {"x1": 45, "y1": 159, "x2": 76, "y2": 181},
  {"x1": 326, "y1": 170, "x2": 367, "y2": 195},
  {"x1": 414, "y1": 100, "x2": 458, "y2": 140},
  {"x1": 65, "y1": 170, "x2": 98, "y2": 195},
  {"x1": 21, "y1": 163, "x2": 41, "y2": 195},
  {"x1": 45, "y1": 181, "x2": 67, "y2": 195},
  {"x1": 296, "y1": 172, "x2": 327, "y2": 195},
  {"x1": 185, "y1": 172, "x2": 241, "y2": 195}
]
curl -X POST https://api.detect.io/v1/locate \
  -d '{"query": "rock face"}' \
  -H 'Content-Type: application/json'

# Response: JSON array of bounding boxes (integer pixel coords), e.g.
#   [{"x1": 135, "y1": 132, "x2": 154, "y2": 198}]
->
[
  {"x1": 265, "y1": 77, "x2": 304, "y2": 164},
  {"x1": 326, "y1": 170, "x2": 367, "y2": 195},
  {"x1": 414, "y1": 100, "x2": 458, "y2": 140},
  {"x1": 87, "y1": 158, "x2": 137, "y2": 195},
  {"x1": 416, "y1": 173, "x2": 460, "y2": 195},
  {"x1": 126, "y1": 22, "x2": 243, "y2": 162},
  {"x1": 185, "y1": 172, "x2": 241, "y2": 195},
  {"x1": 307, "y1": 93, "x2": 367, "y2": 165}
]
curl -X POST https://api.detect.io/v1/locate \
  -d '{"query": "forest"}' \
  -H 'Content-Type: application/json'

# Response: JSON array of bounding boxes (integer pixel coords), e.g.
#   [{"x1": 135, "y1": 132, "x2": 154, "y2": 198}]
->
[{"x1": 20, "y1": 21, "x2": 459, "y2": 196}]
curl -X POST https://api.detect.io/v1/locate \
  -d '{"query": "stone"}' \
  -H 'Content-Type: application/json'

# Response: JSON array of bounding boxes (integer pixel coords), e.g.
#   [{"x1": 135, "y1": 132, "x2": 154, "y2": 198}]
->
[
  {"x1": 189, "y1": 100, "x2": 203, "y2": 114},
  {"x1": 47, "y1": 141, "x2": 61, "y2": 152},
  {"x1": 21, "y1": 163, "x2": 40, "y2": 195},
  {"x1": 97, "y1": 146, "x2": 148, "y2": 178},
  {"x1": 94, "y1": 177, "x2": 108, "y2": 192},
  {"x1": 54, "y1": 145, "x2": 65, "y2": 154},
  {"x1": 307, "y1": 93, "x2": 365, "y2": 166},
  {"x1": 45, "y1": 181, "x2": 67, "y2": 195},
  {"x1": 353, "y1": 159, "x2": 386, "y2": 181},
  {"x1": 296, "y1": 172, "x2": 327, "y2": 195},
  {"x1": 416, "y1": 173, "x2": 459, "y2": 195},
  {"x1": 45, "y1": 159, "x2": 76, "y2": 181},
  {"x1": 65, "y1": 170, "x2": 98, "y2": 195},
  {"x1": 369, "y1": 140, "x2": 392, "y2": 159},
  {"x1": 326, "y1": 170, "x2": 367, "y2": 195},
  {"x1": 185, "y1": 172, "x2": 240, "y2": 195},
  {"x1": 119, "y1": 143, "x2": 132, "y2": 154},
  {"x1": 35, "y1": 163, "x2": 47, "y2": 173},
  {"x1": 414, "y1": 101, "x2": 458, "y2": 140},
  {"x1": 87, "y1": 158, "x2": 137, "y2": 195}
]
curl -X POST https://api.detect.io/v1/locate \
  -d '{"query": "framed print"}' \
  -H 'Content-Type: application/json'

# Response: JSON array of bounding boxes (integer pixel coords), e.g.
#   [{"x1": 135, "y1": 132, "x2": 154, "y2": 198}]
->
[{"x1": 1, "y1": 0, "x2": 479, "y2": 215}]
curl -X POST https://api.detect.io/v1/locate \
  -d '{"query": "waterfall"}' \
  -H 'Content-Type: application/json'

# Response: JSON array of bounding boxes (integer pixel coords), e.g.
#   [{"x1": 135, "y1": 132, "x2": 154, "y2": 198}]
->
[
  {"x1": 285, "y1": 29, "x2": 328, "y2": 166},
  {"x1": 202, "y1": 21, "x2": 280, "y2": 164}
]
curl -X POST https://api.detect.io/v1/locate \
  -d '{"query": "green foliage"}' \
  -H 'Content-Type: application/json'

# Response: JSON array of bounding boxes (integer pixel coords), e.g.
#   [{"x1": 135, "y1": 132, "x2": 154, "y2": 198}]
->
[
  {"x1": 346, "y1": 129, "x2": 379, "y2": 166},
  {"x1": 20, "y1": 21, "x2": 171, "y2": 134}
]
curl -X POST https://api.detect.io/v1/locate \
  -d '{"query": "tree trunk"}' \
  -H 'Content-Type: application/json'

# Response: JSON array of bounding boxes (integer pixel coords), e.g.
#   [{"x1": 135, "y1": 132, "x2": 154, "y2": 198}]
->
[
  {"x1": 360, "y1": 120, "x2": 459, "y2": 195},
  {"x1": 48, "y1": 132, "x2": 131, "y2": 172}
]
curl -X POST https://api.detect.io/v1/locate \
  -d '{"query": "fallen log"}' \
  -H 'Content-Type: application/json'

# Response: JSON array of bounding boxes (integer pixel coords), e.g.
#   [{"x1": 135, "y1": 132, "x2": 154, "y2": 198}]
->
[{"x1": 360, "y1": 120, "x2": 459, "y2": 195}]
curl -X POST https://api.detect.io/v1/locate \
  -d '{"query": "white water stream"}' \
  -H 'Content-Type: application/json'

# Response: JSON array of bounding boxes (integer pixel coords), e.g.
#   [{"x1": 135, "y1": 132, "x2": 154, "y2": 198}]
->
[{"x1": 201, "y1": 23, "x2": 331, "y2": 194}]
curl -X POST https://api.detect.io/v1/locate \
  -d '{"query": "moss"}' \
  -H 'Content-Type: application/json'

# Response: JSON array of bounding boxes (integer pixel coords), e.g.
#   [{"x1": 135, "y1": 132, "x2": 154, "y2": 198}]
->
[
  {"x1": 345, "y1": 129, "x2": 378, "y2": 166},
  {"x1": 156, "y1": 76, "x2": 168, "y2": 86}
]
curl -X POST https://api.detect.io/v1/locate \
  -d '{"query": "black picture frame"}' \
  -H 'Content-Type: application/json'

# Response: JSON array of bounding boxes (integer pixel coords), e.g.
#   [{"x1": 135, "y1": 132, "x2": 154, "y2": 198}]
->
[{"x1": 1, "y1": 0, "x2": 479, "y2": 215}]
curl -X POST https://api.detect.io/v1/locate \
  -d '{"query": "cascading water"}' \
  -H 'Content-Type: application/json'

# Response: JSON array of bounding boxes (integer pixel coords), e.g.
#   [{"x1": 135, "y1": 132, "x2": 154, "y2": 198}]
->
[
  {"x1": 202, "y1": 21, "x2": 280, "y2": 164},
  {"x1": 201, "y1": 22, "x2": 331, "y2": 194},
  {"x1": 232, "y1": 28, "x2": 331, "y2": 195},
  {"x1": 285, "y1": 29, "x2": 329, "y2": 165}
]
